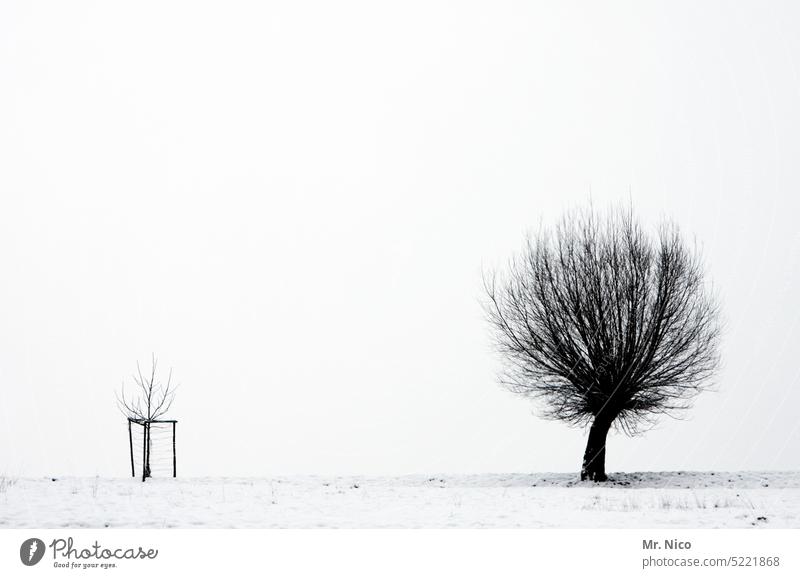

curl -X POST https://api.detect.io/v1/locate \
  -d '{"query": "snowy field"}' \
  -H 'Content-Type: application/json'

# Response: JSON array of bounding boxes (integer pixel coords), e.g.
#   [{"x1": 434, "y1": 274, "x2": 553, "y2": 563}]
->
[{"x1": 1, "y1": 472, "x2": 798, "y2": 529}]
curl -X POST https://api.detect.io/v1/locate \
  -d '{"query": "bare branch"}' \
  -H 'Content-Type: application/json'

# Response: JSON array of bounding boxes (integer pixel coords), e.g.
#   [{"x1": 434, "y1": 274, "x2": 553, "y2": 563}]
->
[{"x1": 116, "y1": 356, "x2": 178, "y2": 422}]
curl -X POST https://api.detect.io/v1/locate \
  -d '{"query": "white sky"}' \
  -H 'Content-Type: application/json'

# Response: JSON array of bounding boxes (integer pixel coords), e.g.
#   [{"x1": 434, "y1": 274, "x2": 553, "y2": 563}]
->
[{"x1": 1, "y1": 0, "x2": 799, "y2": 477}]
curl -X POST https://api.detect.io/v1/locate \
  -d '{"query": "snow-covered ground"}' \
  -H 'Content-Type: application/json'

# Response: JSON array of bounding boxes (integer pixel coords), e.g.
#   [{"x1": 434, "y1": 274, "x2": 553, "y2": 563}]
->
[{"x1": 1, "y1": 472, "x2": 798, "y2": 528}]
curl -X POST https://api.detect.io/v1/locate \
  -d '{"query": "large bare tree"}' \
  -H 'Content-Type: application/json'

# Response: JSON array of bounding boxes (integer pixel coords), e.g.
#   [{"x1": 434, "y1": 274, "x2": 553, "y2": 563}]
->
[{"x1": 484, "y1": 206, "x2": 721, "y2": 481}]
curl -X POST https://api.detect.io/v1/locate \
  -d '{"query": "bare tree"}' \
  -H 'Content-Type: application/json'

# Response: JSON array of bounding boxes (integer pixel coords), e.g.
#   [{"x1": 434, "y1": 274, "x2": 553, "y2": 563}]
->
[
  {"x1": 484, "y1": 206, "x2": 721, "y2": 481},
  {"x1": 117, "y1": 354, "x2": 177, "y2": 479}
]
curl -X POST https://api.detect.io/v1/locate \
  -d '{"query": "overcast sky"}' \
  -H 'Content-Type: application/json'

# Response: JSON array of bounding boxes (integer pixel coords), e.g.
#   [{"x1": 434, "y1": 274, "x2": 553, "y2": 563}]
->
[{"x1": 1, "y1": 0, "x2": 799, "y2": 477}]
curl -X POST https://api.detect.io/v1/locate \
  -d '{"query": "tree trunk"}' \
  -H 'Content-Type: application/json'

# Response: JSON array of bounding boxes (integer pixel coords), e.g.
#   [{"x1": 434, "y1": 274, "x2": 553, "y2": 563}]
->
[
  {"x1": 581, "y1": 416, "x2": 612, "y2": 482},
  {"x1": 144, "y1": 422, "x2": 152, "y2": 480}
]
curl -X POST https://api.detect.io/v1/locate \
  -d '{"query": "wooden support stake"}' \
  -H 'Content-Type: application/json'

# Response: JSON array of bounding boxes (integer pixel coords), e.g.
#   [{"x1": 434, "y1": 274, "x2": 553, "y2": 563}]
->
[
  {"x1": 141, "y1": 422, "x2": 147, "y2": 482},
  {"x1": 172, "y1": 421, "x2": 177, "y2": 478},
  {"x1": 128, "y1": 419, "x2": 135, "y2": 477}
]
